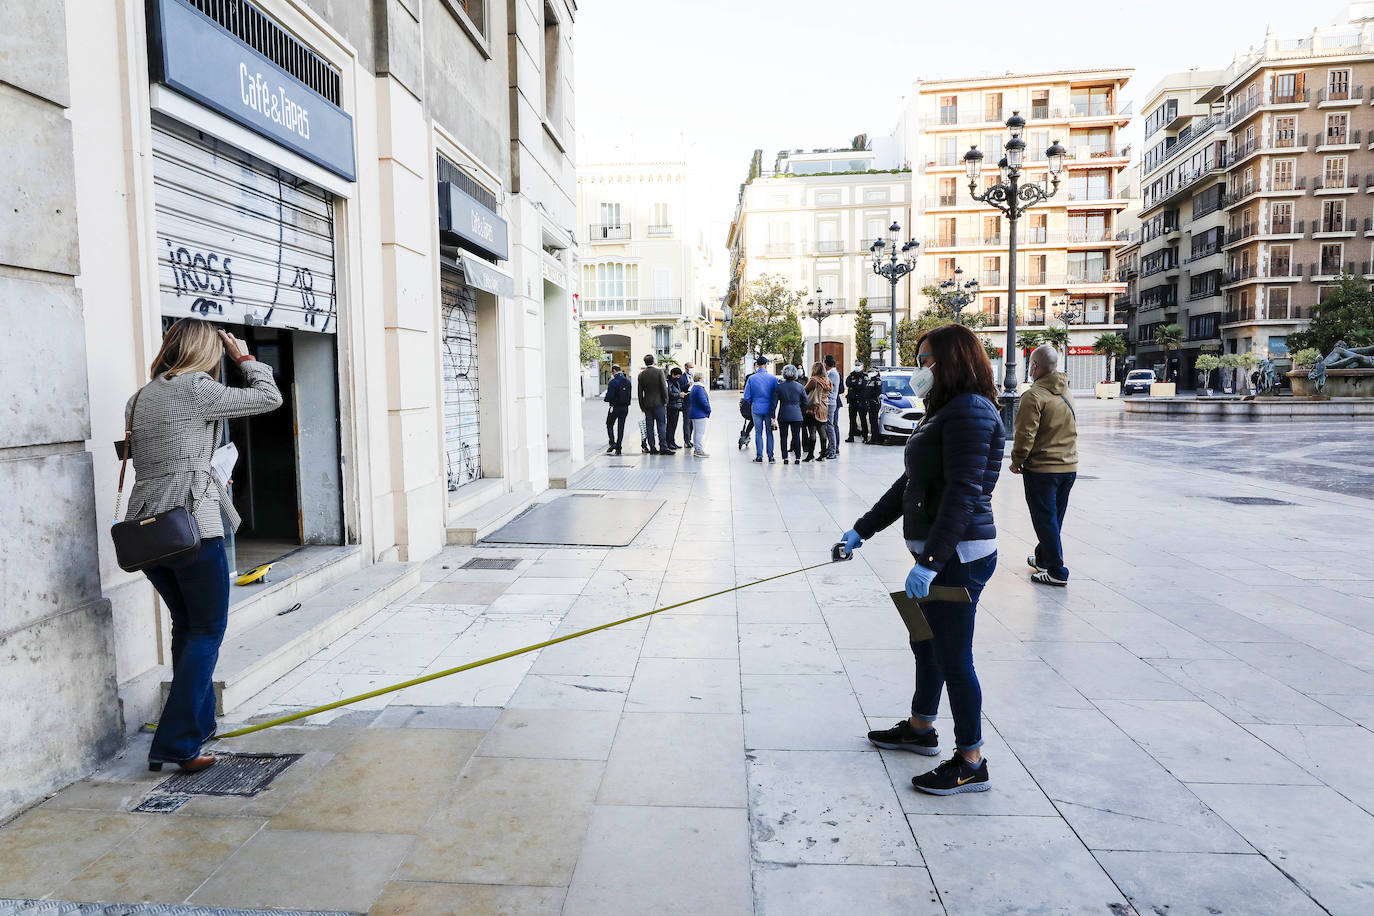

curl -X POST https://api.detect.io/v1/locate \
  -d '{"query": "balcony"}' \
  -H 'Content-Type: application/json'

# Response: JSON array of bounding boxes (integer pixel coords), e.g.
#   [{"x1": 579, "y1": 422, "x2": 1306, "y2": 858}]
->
[
  {"x1": 1317, "y1": 85, "x2": 1365, "y2": 104},
  {"x1": 589, "y1": 223, "x2": 631, "y2": 242},
  {"x1": 1314, "y1": 217, "x2": 1360, "y2": 236},
  {"x1": 1226, "y1": 95, "x2": 1264, "y2": 126},
  {"x1": 641, "y1": 297, "x2": 684, "y2": 315},
  {"x1": 1068, "y1": 268, "x2": 1114, "y2": 284},
  {"x1": 924, "y1": 194, "x2": 963, "y2": 208},
  {"x1": 1071, "y1": 100, "x2": 1132, "y2": 118},
  {"x1": 1140, "y1": 254, "x2": 1180, "y2": 278},
  {"x1": 1265, "y1": 218, "x2": 1306, "y2": 238},
  {"x1": 1314, "y1": 175, "x2": 1362, "y2": 192},
  {"x1": 762, "y1": 243, "x2": 795, "y2": 257},
  {"x1": 647, "y1": 224, "x2": 673, "y2": 238},
  {"x1": 1273, "y1": 130, "x2": 1309, "y2": 150},
  {"x1": 1067, "y1": 145, "x2": 1133, "y2": 164},
  {"x1": 1144, "y1": 112, "x2": 1225, "y2": 175},
  {"x1": 1224, "y1": 304, "x2": 1305, "y2": 324},
  {"x1": 814, "y1": 240, "x2": 846, "y2": 254},
  {"x1": 980, "y1": 271, "x2": 1003, "y2": 286},
  {"x1": 1068, "y1": 227, "x2": 1116, "y2": 243},
  {"x1": 1225, "y1": 224, "x2": 1260, "y2": 245},
  {"x1": 1310, "y1": 260, "x2": 1356, "y2": 279},
  {"x1": 1065, "y1": 189, "x2": 1122, "y2": 203},
  {"x1": 1271, "y1": 88, "x2": 1310, "y2": 105},
  {"x1": 1318, "y1": 128, "x2": 1363, "y2": 148}
]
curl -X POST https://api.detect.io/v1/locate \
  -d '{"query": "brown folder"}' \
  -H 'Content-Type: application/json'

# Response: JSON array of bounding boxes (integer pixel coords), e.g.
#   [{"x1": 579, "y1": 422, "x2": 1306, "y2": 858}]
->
[{"x1": 889, "y1": 587, "x2": 972, "y2": 642}]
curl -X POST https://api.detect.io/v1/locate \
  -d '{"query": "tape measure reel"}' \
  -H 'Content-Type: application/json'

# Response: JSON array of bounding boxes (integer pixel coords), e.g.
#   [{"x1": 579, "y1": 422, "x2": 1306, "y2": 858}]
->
[{"x1": 235, "y1": 563, "x2": 273, "y2": 586}]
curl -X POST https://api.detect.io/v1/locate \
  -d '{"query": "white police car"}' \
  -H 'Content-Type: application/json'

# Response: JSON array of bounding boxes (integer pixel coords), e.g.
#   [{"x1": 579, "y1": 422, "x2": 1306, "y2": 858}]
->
[{"x1": 875, "y1": 369, "x2": 925, "y2": 442}]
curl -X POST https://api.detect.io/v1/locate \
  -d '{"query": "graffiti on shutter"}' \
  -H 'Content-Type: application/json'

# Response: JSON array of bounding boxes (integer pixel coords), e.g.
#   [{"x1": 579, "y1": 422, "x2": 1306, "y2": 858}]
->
[
  {"x1": 442, "y1": 275, "x2": 482, "y2": 491},
  {"x1": 152, "y1": 120, "x2": 338, "y2": 333}
]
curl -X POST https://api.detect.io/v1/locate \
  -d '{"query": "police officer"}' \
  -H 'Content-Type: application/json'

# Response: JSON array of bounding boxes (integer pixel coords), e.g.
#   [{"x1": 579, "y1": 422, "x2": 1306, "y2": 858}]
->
[
  {"x1": 865, "y1": 369, "x2": 883, "y2": 443},
  {"x1": 845, "y1": 359, "x2": 869, "y2": 443},
  {"x1": 603, "y1": 365, "x2": 632, "y2": 455}
]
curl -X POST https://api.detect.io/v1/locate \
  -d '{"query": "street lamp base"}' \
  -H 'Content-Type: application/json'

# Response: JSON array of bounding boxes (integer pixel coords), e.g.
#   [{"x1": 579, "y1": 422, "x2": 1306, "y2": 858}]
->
[{"x1": 998, "y1": 391, "x2": 1020, "y2": 439}]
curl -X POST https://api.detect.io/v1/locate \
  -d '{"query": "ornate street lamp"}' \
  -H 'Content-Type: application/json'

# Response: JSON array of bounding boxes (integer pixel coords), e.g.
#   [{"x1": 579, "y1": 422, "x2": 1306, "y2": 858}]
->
[
  {"x1": 939, "y1": 266, "x2": 980, "y2": 315},
  {"x1": 964, "y1": 112, "x2": 1066, "y2": 431},
  {"x1": 870, "y1": 222, "x2": 919, "y2": 366},
  {"x1": 1053, "y1": 297, "x2": 1080, "y2": 330},
  {"x1": 805, "y1": 288, "x2": 835, "y2": 364}
]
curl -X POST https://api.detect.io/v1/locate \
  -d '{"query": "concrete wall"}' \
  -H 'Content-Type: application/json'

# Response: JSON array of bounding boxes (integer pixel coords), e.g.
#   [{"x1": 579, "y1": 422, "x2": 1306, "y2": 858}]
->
[{"x1": 0, "y1": 0, "x2": 122, "y2": 821}]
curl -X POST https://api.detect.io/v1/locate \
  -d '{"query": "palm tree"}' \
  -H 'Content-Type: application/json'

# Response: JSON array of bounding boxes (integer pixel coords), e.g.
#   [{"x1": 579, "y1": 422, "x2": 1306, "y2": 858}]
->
[
  {"x1": 1016, "y1": 330, "x2": 1044, "y2": 382},
  {"x1": 1153, "y1": 323, "x2": 1184, "y2": 382},
  {"x1": 1041, "y1": 326, "x2": 1070, "y2": 351},
  {"x1": 1092, "y1": 332, "x2": 1128, "y2": 383}
]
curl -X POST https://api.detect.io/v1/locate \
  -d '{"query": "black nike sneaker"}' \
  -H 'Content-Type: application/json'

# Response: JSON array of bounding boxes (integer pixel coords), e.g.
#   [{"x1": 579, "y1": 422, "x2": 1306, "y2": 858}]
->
[
  {"x1": 911, "y1": 755, "x2": 990, "y2": 795},
  {"x1": 867, "y1": 720, "x2": 940, "y2": 755}
]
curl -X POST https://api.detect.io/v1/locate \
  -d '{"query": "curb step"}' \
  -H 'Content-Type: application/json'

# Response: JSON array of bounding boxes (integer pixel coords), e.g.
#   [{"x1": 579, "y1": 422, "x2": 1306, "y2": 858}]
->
[
  {"x1": 206, "y1": 561, "x2": 420, "y2": 713},
  {"x1": 446, "y1": 484, "x2": 534, "y2": 545}
]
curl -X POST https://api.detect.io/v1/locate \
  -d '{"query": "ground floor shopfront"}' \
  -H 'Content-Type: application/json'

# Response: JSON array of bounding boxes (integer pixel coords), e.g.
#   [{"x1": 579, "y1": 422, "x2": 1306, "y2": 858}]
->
[{"x1": 0, "y1": 0, "x2": 580, "y2": 822}]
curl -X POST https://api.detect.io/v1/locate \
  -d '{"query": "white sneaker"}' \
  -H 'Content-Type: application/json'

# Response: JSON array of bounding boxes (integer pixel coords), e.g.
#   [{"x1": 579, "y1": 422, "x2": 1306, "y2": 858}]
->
[{"x1": 694, "y1": 450, "x2": 710, "y2": 458}]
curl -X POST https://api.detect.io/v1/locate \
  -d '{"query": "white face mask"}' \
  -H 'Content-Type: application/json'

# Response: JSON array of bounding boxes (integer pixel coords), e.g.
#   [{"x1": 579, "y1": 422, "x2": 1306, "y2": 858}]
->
[{"x1": 911, "y1": 364, "x2": 935, "y2": 399}]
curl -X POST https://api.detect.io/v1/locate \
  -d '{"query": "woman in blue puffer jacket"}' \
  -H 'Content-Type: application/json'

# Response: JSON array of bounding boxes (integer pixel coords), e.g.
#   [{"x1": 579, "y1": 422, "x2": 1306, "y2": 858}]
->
[{"x1": 839, "y1": 324, "x2": 1004, "y2": 797}]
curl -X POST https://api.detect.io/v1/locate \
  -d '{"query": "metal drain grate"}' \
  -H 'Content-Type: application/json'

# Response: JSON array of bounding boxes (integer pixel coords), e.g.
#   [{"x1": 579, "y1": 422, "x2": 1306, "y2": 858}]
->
[
  {"x1": 461, "y1": 557, "x2": 522, "y2": 570},
  {"x1": 1211, "y1": 496, "x2": 1295, "y2": 506},
  {"x1": 132, "y1": 794, "x2": 190, "y2": 813},
  {"x1": 0, "y1": 901, "x2": 352, "y2": 915},
  {"x1": 572, "y1": 468, "x2": 663, "y2": 492},
  {"x1": 151, "y1": 754, "x2": 300, "y2": 797}
]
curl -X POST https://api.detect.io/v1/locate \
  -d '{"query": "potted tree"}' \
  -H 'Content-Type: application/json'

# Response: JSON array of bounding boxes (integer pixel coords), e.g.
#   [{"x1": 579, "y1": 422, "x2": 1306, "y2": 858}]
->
[
  {"x1": 1151, "y1": 324, "x2": 1183, "y2": 397},
  {"x1": 1218, "y1": 353, "x2": 1241, "y2": 395},
  {"x1": 1237, "y1": 350, "x2": 1260, "y2": 394},
  {"x1": 1287, "y1": 348, "x2": 1323, "y2": 396},
  {"x1": 1194, "y1": 353, "x2": 1221, "y2": 397},
  {"x1": 1092, "y1": 332, "x2": 1126, "y2": 399}
]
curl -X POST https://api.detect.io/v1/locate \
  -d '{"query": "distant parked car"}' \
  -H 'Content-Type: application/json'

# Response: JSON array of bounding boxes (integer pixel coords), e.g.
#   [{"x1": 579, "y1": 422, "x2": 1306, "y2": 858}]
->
[
  {"x1": 874, "y1": 368, "x2": 926, "y2": 442},
  {"x1": 1123, "y1": 369, "x2": 1157, "y2": 395}
]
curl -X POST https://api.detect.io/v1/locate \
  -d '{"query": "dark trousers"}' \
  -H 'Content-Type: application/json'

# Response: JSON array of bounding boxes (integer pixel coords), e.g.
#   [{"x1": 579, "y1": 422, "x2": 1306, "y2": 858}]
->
[
  {"x1": 1022, "y1": 470, "x2": 1076, "y2": 579},
  {"x1": 682, "y1": 412, "x2": 694, "y2": 447},
  {"x1": 606, "y1": 405, "x2": 628, "y2": 449},
  {"x1": 667, "y1": 406, "x2": 682, "y2": 447},
  {"x1": 911, "y1": 551, "x2": 997, "y2": 751},
  {"x1": 780, "y1": 419, "x2": 803, "y2": 458},
  {"x1": 866, "y1": 402, "x2": 881, "y2": 440},
  {"x1": 847, "y1": 400, "x2": 869, "y2": 441},
  {"x1": 144, "y1": 538, "x2": 229, "y2": 763},
  {"x1": 803, "y1": 416, "x2": 830, "y2": 458},
  {"x1": 643, "y1": 405, "x2": 667, "y2": 452}
]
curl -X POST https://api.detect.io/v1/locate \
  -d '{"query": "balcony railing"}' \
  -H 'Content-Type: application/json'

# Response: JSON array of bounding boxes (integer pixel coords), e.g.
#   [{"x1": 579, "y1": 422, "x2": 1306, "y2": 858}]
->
[
  {"x1": 924, "y1": 194, "x2": 962, "y2": 207},
  {"x1": 1311, "y1": 260, "x2": 1356, "y2": 277},
  {"x1": 1226, "y1": 95, "x2": 1264, "y2": 126},
  {"x1": 980, "y1": 271, "x2": 1002, "y2": 286},
  {"x1": 1267, "y1": 218, "x2": 1305, "y2": 236},
  {"x1": 1315, "y1": 218, "x2": 1360, "y2": 234},
  {"x1": 1065, "y1": 189, "x2": 1120, "y2": 202},
  {"x1": 762, "y1": 243, "x2": 795, "y2": 257},
  {"x1": 1320, "y1": 128, "x2": 1363, "y2": 147},
  {"x1": 1317, "y1": 85, "x2": 1365, "y2": 103},
  {"x1": 1068, "y1": 228, "x2": 1116, "y2": 243},
  {"x1": 1068, "y1": 269, "x2": 1114, "y2": 284},
  {"x1": 647, "y1": 224, "x2": 673, "y2": 237},
  {"x1": 814, "y1": 240, "x2": 846, "y2": 254},
  {"x1": 1313, "y1": 175, "x2": 1362, "y2": 191},
  {"x1": 1140, "y1": 256, "x2": 1180, "y2": 278},
  {"x1": 1225, "y1": 304, "x2": 1305, "y2": 323},
  {"x1": 1226, "y1": 224, "x2": 1260, "y2": 244},
  {"x1": 1071, "y1": 100, "x2": 1128, "y2": 118},
  {"x1": 1271, "y1": 88, "x2": 1310, "y2": 105},
  {"x1": 589, "y1": 223, "x2": 631, "y2": 241},
  {"x1": 1273, "y1": 130, "x2": 1309, "y2": 149},
  {"x1": 642, "y1": 297, "x2": 684, "y2": 315}
]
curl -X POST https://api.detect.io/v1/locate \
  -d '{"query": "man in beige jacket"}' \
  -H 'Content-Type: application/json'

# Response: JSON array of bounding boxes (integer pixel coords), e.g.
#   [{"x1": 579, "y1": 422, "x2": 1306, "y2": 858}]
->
[{"x1": 1010, "y1": 344, "x2": 1078, "y2": 586}]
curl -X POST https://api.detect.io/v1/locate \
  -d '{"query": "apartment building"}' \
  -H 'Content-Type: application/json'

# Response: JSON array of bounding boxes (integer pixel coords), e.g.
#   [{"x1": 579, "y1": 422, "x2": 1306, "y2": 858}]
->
[
  {"x1": 578, "y1": 161, "x2": 719, "y2": 389},
  {"x1": 909, "y1": 69, "x2": 1134, "y2": 388},
  {"x1": 1134, "y1": 71, "x2": 1231, "y2": 384},
  {"x1": 1217, "y1": 9, "x2": 1374, "y2": 368},
  {"x1": 727, "y1": 144, "x2": 914, "y2": 373}
]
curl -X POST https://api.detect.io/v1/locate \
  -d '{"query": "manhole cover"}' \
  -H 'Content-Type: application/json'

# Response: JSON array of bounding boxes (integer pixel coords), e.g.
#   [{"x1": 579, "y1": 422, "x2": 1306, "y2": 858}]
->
[
  {"x1": 0, "y1": 901, "x2": 352, "y2": 915},
  {"x1": 461, "y1": 557, "x2": 521, "y2": 570},
  {"x1": 132, "y1": 794, "x2": 190, "y2": 813},
  {"x1": 1211, "y1": 496, "x2": 1295, "y2": 506},
  {"x1": 573, "y1": 468, "x2": 663, "y2": 491},
  {"x1": 152, "y1": 754, "x2": 300, "y2": 797}
]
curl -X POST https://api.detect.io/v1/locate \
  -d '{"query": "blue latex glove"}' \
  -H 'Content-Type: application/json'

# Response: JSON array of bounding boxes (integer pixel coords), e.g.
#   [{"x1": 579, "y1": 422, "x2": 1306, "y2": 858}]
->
[
  {"x1": 840, "y1": 529, "x2": 864, "y2": 554},
  {"x1": 905, "y1": 563, "x2": 938, "y2": 599}
]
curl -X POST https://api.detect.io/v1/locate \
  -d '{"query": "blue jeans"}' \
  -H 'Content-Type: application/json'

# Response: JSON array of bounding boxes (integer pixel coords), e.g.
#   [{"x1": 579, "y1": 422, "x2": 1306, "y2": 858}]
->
[
  {"x1": 911, "y1": 551, "x2": 997, "y2": 752},
  {"x1": 145, "y1": 538, "x2": 229, "y2": 763},
  {"x1": 643, "y1": 405, "x2": 667, "y2": 451},
  {"x1": 1022, "y1": 470, "x2": 1076, "y2": 580},
  {"x1": 827, "y1": 405, "x2": 840, "y2": 454},
  {"x1": 752, "y1": 411, "x2": 774, "y2": 458}
]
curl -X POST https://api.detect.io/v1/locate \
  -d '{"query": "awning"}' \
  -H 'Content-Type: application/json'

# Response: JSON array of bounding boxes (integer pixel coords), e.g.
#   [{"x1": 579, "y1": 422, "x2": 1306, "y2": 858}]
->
[{"x1": 456, "y1": 251, "x2": 515, "y2": 298}]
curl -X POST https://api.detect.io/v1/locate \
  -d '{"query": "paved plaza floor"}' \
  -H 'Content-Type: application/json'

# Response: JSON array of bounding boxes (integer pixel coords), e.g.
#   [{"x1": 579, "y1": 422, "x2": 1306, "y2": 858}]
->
[{"x1": 3, "y1": 393, "x2": 1374, "y2": 915}]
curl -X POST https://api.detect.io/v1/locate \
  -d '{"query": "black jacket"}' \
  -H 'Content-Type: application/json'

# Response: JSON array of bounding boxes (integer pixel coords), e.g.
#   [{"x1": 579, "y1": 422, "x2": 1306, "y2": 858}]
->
[
  {"x1": 845, "y1": 370, "x2": 869, "y2": 401},
  {"x1": 604, "y1": 373, "x2": 632, "y2": 407},
  {"x1": 853, "y1": 392, "x2": 1004, "y2": 570}
]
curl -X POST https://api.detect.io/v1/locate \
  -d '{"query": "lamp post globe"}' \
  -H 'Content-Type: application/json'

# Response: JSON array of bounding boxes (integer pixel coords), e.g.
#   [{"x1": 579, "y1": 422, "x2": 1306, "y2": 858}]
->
[{"x1": 870, "y1": 221, "x2": 918, "y2": 368}]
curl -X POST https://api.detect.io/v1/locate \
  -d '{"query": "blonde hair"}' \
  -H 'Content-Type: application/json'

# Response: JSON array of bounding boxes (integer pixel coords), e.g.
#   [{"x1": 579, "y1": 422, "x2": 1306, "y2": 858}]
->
[
  {"x1": 151, "y1": 318, "x2": 223, "y2": 380},
  {"x1": 810, "y1": 361, "x2": 826, "y2": 378},
  {"x1": 692, "y1": 370, "x2": 704, "y2": 382}
]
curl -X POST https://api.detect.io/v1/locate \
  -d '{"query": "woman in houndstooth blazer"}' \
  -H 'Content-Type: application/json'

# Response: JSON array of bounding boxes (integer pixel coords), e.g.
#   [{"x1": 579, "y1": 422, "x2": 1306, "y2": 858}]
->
[{"x1": 127, "y1": 318, "x2": 282, "y2": 772}]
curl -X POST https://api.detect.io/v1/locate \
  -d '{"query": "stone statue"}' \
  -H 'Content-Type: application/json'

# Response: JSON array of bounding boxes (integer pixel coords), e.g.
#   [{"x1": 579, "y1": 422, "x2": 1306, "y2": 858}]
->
[
  {"x1": 1308, "y1": 358, "x2": 1327, "y2": 392},
  {"x1": 1258, "y1": 357, "x2": 1279, "y2": 394},
  {"x1": 1319, "y1": 340, "x2": 1374, "y2": 370}
]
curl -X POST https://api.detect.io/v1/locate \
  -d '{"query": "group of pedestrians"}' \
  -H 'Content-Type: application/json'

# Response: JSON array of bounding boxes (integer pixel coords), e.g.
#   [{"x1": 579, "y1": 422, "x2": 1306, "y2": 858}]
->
[
  {"x1": 736, "y1": 354, "x2": 884, "y2": 463},
  {"x1": 603, "y1": 354, "x2": 711, "y2": 458}
]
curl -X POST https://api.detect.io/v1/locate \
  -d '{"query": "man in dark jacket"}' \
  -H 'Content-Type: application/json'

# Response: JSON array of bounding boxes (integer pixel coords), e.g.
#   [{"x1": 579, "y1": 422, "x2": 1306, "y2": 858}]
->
[
  {"x1": 865, "y1": 370, "x2": 883, "y2": 442},
  {"x1": 603, "y1": 365, "x2": 632, "y2": 455},
  {"x1": 680, "y1": 360, "x2": 696, "y2": 449},
  {"x1": 637, "y1": 354, "x2": 670, "y2": 454},
  {"x1": 845, "y1": 360, "x2": 869, "y2": 443},
  {"x1": 665, "y1": 367, "x2": 686, "y2": 451},
  {"x1": 1010, "y1": 344, "x2": 1078, "y2": 586}
]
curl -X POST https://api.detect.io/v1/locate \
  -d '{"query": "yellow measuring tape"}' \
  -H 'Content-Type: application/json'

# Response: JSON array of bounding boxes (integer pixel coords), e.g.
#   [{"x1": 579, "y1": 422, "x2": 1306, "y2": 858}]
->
[{"x1": 216, "y1": 559, "x2": 837, "y2": 738}]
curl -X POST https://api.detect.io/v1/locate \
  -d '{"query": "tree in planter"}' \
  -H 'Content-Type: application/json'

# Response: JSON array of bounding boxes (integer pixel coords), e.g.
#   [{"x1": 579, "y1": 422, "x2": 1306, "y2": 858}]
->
[
  {"x1": 1290, "y1": 348, "x2": 1322, "y2": 370},
  {"x1": 1218, "y1": 353, "x2": 1241, "y2": 393},
  {"x1": 1153, "y1": 323, "x2": 1184, "y2": 382},
  {"x1": 728, "y1": 274, "x2": 806, "y2": 364},
  {"x1": 853, "y1": 298, "x2": 874, "y2": 367},
  {"x1": 1092, "y1": 332, "x2": 1127, "y2": 383},
  {"x1": 1194, "y1": 353, "x2": 1221, "y2": 393},
  {"x1": 1286, "y1": 272, "x2": 1374, "y2": 355},
  {"x1": 1237, "y1": 350, "x2": 1260, "y2": 393}
]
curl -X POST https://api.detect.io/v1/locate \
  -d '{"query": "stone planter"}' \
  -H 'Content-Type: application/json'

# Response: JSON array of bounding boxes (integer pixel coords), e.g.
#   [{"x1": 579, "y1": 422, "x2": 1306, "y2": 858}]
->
[
  {"x1": 1095, "y1": 382, "x2": 1121, "y2": 399},
  {"x1": 1150, "y1": 382, "x2": 1177, "y2": 398},
  {"x1": 1289, "y1": 368, "x2": 1374, "y2": 397}
]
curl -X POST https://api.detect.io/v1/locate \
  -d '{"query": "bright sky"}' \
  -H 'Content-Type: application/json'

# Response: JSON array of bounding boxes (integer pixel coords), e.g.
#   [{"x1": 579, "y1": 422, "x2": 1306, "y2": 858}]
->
[{"x1": 576, "y1": 0, "x2": 1342, "y2": 285}]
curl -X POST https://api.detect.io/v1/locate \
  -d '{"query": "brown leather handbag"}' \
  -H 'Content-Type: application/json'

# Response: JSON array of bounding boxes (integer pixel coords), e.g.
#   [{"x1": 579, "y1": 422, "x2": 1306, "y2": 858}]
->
[{"x1": 109, "y1": 387, "x2": 203, "y2": 572}]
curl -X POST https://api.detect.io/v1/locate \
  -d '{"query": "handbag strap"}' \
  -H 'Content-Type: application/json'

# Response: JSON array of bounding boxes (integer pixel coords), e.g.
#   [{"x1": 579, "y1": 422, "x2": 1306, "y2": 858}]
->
[{"x1": 113, "y1": 386, "x2": 144, "y2": 523}]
